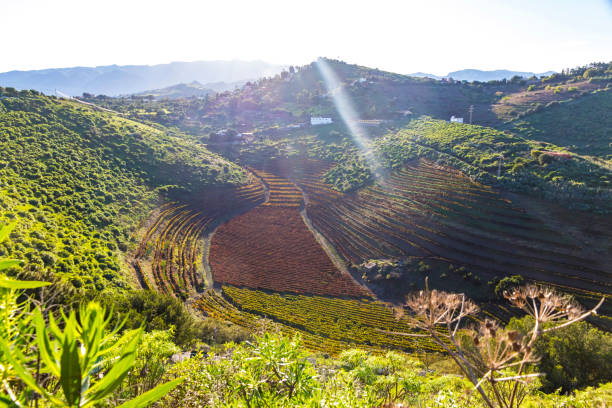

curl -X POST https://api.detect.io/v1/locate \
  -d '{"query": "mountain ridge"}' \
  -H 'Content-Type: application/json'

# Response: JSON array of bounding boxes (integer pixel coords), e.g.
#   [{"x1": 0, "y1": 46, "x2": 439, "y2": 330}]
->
[
  {"x1": 0, "y1": 60, "x2": 285, "y2": 96},
  {"x1": 410, "y1": 68, "x2": 555, "y2": 81}
]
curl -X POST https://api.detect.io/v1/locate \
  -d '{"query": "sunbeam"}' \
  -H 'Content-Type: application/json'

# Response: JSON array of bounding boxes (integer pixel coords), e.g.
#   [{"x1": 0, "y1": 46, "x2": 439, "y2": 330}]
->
[{"x1": 315, "y1": 58, "x2": 384, "y2": 180}]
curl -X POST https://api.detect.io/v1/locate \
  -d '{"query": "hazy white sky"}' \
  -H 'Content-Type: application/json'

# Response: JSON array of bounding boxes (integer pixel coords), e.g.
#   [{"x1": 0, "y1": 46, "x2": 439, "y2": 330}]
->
[{"x1": 2, "y1": 0, "x2": 612, "y2": 75}]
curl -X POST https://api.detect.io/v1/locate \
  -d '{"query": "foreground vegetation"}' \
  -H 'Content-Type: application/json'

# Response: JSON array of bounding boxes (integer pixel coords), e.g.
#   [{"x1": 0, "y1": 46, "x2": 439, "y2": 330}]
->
[{"x1": 2, "y1": 260, "x2": 610, "y2": 407}]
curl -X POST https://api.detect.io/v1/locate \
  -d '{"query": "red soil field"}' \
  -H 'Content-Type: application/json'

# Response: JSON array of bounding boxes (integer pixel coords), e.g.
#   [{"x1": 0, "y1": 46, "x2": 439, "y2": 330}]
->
[{"x1": 209, "y1": 190, "x2": 368, "y2": 297}]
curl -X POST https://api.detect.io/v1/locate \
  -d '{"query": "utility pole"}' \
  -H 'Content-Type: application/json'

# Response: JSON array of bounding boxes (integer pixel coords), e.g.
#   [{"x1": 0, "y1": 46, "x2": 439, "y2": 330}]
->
[
  {"x1": 498, "y1": 154, "x2": 504, "y2": 177},
  {"x1": 470, "y1": 105, "x2": 474, "y2": 124}
]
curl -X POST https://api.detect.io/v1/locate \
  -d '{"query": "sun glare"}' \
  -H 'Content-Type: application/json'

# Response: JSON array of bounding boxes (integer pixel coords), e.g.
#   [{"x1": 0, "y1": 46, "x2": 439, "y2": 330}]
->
[{"x1": 315, "y1": 58, "x2": 384, "y2": 180}]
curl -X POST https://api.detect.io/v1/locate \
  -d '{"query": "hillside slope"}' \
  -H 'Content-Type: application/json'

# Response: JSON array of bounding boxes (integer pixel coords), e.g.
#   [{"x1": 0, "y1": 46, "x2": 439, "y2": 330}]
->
[
  {"x1": 81, "y1": 58, "x2": 514, "y2": 132},
  {"x1": 374, "y1": 118, "x2": 612, "y2": 212},
  {"x1": 507, "y1": 88, "x2": 612, "y2": 162},
  {"x1": 0, "y1": 87, "x2": 245, "y2": 291},
  {"x1": 133, "y1": 81, "x2": 215, "y2": 99}
]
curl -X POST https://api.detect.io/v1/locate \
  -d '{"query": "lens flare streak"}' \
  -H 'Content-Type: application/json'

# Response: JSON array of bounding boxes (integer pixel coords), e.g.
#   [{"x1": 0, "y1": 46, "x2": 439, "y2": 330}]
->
[{"x1": 315, "y1": 58, "x2": 383, "y2": 180}]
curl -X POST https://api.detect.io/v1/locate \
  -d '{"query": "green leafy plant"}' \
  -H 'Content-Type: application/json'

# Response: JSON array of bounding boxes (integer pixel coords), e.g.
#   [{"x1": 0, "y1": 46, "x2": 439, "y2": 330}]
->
[
  {"x1": 1, "y1": 302, "x2": 183, "y2": 408},
  {"x1": 231, "y1": 334, "x2": 317, "y2": 407},
  {"x1": 0, "y1": 222, "x2": 182, "y2": 407}
]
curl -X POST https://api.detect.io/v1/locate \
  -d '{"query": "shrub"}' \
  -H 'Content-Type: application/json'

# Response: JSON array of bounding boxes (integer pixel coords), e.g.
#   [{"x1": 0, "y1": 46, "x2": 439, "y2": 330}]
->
[
  {"x1": 98, "y1": 289, "x2": 249, "y2": 347},
  {"x1": 508, "y1": 316, "x2": 612, "y2": 393},
  {"x1": 395, "y1": 280, "x2": 604, "y2": 408},
  {"x1": 494, "y1": 275, "x2": 524, "y2": 298}
]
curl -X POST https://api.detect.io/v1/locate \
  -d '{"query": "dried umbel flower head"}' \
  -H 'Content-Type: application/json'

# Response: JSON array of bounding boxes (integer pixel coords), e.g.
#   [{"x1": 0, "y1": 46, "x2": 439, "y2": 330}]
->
[
  {"x1": 404, "y1": 285, "x2": 479, "y2": 329},
  {"x1": 504, "y1": 284, "x2": 585, "y2": 323}
]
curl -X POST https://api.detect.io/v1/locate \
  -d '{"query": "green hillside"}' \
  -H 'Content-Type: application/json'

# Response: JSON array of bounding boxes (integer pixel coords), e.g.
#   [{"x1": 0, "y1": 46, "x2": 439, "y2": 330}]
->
[
  {"x1": 375, "y1": 118, "x2": 612, "y2": 212},
  {"x1": 0, "y1": 87, "x2": 245, "y2": 291},
  {"x1": 508, "y1": 88, "x2": 612, "y2": 162}
]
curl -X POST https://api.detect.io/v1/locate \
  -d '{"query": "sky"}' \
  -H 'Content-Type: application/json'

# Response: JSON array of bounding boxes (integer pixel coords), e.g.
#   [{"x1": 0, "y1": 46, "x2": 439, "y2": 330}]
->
[{"x1": 2, "y1": 0, "x2": 612, "y2": 75}]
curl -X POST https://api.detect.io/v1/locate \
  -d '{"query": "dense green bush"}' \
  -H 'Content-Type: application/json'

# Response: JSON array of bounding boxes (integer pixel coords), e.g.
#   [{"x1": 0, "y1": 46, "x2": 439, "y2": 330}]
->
[
  {"x1": 494, "y1": 275, "x2": 524, "y2": 298},
  {"x1": 98, "y1": 289, "x2": 250, "y2": 347},
  {"x1": 508, "y1": 316, "x2": 612, "y2": 393}
]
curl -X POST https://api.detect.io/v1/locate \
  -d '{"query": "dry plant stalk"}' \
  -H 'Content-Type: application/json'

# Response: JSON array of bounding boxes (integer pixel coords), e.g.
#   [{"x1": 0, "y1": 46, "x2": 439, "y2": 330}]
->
[{"x1": 388, "y1": 278, "x2": 604, "y2": 408}]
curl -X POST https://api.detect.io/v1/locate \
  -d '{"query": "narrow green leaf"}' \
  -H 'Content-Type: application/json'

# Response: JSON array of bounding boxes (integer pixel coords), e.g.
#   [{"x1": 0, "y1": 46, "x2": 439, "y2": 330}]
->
[
  {"x1": 0, "y1": 275, "x2": 50, "y2": 288},
  {"x1": 34, "y1": 310, "x2": 62, "y2": 377},
  {"x1": 60, "y1": 334, "x2": 82, "y2": 406},
  {"x1": 0, "y1": 260, "x2": 21, "y2": 272},
  {"x1": 0, "y1": 393, "x2": 19, "y2": 408},
  {"x1": 0, "y1": 340, "x2": 46, "y2": 397},
  {"x1": 114, "y1": 378, "x2": 183, "y2": 408},
  {"x1": 86, "y1": 330, "x2": 142, "y2": 402}
]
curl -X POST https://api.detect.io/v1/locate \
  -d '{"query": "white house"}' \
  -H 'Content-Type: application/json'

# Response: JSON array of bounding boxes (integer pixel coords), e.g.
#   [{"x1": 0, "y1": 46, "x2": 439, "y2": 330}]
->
[
  {"x1": 450, "y1": 115, "x2": 464, "y2": 123},
  {"x1": 311, "y1": 117, "x2": 333, "y2": 126}
]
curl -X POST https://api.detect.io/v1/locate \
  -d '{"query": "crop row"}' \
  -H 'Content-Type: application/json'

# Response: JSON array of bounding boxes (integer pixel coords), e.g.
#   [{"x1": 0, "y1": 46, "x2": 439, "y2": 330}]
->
[
  {"x1": 134, "y1": 180, "x2": 266, "y2": 297},
  {"x1": 209, "y1": 205, "x2": 370, "y2": 297},
  {"x1": 221, "y1": 285, "x2": 447, "y2": 352},
  {"x1": 250, "y1": 168, "x2": 303, "y2": 207},
  {"x1": 194, "y1": 290, "x2": 355, "y2": 354},
  {"x1": 298, "y1": 160, "x2": 610, "y2": 295},
  {"x1": 194, "y1": 288, "x2": 446, "y2": 354},
  {"x1": 252, "y1": 159, "x2": 345, "y2": 207},
  {"x1": 146, "y1": 206, "x2": 211, "y2": 297}
]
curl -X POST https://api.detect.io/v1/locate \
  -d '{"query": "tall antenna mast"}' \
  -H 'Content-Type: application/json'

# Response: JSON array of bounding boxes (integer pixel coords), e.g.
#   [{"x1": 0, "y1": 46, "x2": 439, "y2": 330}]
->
[{"x1": 468, "y1": 105, "x2": 474, "y2": 124}]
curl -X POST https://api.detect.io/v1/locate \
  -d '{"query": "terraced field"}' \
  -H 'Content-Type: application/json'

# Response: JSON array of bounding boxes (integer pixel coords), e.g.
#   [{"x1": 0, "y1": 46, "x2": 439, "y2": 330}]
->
[
  {"x1": 133, "y1": 180, "x2": 266, "y2": 297},
  {"x1": 209, "y1": 171, "x2": 369, "y2": 297},
  {"x1": 195, "y1": 286, "x2": 446, "y2": 354},
  {"x1": 136, "y1": 156, "x2": 610, "y2": 350},
  {"x1": 250, "y1": 168, "x2": 303, "y2": 207},
  {"x1": 194, "y1": 290, "x2": 363, "y2": 354},
  {"x1": 299, "y1": 160, "x2": 610, "y2": 297}
]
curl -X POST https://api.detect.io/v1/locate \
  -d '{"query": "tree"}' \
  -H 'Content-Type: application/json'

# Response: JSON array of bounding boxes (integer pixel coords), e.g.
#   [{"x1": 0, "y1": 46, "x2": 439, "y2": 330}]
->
[{"x1": 508, "y1": 316, "x2": 612, "y2": 393}]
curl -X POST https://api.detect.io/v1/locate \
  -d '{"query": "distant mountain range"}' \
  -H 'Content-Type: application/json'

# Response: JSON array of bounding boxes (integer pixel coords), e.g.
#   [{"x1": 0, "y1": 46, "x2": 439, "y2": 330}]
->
[
  {"x1": 0, "y1": 61, "x2": 284, "y2": 96},
  {"x1": 409, "y1": 69, "x2": 555, "y2": 82},
  {"x1": 0, "y1": 60, "x2": 557, "y2": 97}
]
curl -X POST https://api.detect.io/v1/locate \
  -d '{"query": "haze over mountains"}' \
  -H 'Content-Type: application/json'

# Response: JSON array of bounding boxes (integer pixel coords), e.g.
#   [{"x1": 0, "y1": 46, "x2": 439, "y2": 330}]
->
[
  {"x1": 0, "y1": 60, "x2": 284, "y2": 96},
  {"x1": 410, "y1": 68, "x2": 555, "y2": 81},
  {"x1": 0, "y1": 60, "x2": 559, "y2": 98}
]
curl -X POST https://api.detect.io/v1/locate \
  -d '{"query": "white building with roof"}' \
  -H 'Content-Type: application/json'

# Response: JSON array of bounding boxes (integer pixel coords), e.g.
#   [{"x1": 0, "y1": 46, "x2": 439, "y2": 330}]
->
[{"x1": 311, "y1": 117, "x2": 333, "y2": 126}]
